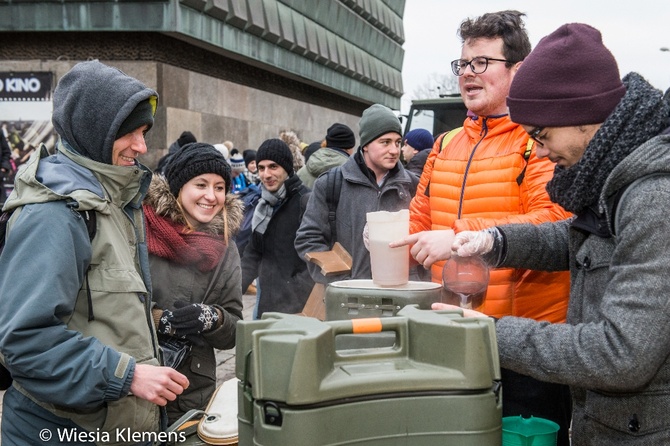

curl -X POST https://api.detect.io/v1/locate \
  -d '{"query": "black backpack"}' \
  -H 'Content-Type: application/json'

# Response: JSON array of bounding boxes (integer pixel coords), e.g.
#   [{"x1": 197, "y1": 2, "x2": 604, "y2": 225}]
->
[{"x1": 0, "y1": 205, "x2": 96, "y2": 390}]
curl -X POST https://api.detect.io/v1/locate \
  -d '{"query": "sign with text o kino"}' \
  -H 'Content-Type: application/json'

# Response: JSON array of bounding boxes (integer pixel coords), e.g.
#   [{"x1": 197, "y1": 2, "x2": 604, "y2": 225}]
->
[{"x1": 0, "y1": 72, "x2": 53, "y2": 101}]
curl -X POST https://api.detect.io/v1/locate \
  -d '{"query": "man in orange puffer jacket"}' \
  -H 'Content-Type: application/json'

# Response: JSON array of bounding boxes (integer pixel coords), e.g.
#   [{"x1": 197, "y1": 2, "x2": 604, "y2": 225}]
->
[{"x1": 408, "y1": 11, "x2": 572, "y2": 446}]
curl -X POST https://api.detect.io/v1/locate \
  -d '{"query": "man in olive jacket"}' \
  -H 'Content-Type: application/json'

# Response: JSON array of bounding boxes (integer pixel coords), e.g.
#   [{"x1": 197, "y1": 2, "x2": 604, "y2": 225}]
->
[{"x1": 0, "y1": 61, "x2": 188, "y2": 445}]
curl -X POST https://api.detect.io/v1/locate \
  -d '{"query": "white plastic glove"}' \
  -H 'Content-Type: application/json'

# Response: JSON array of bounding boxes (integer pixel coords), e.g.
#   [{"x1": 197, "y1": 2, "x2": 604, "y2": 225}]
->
[{"x1": 452, "y1": 230, "x2": 494, "y2": 257}]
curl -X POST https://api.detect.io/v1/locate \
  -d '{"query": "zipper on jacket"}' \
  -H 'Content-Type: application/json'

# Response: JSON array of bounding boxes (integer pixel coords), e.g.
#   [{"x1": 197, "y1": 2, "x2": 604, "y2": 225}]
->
[
  {"x1": 457, "y1": 118, "x2": 489, "y2": 218},
  {"x1": 85, "y1": 265, "x2": 95, "y2": 321},
  {"x1": 126, "y1": 204, "x2": 161, "y2": 360}
]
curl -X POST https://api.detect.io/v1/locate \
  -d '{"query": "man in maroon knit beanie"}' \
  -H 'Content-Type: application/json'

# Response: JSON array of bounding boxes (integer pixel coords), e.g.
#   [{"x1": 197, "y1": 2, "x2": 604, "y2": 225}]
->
[{"x1": 417, "y1": 23, "x2": 670, "y2": 445}]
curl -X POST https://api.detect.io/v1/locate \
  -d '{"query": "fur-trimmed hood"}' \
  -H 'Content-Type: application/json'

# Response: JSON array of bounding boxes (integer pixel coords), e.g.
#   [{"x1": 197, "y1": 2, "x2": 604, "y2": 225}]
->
[{"x1": 144, "y1": 174, "x2": 244, "y2": 239}]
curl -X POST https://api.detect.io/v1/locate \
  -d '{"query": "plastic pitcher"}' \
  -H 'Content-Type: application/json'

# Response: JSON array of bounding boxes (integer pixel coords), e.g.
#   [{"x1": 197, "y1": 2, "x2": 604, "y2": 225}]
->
[
  {"x1": 366, "y1": 209, "x2": 409, "y2": 287},
  {"x1": 502, "y1": 416, "x2": 559, "y2": 446}
]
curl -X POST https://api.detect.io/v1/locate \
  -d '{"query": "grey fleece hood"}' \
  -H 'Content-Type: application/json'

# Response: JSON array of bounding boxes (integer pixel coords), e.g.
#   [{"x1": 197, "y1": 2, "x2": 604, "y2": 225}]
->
[{"x1": 52, "y1": 60, "x2": 158, "y2": 165}]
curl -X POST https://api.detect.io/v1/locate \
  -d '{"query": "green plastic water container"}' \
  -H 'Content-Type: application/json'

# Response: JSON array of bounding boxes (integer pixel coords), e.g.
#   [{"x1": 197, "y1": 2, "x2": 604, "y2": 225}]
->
[
  {"x1": 325, "y1": 280, "x2": 442, "y2": 350},
  {"x1": 236, "y1": 306, "x2": 502, "y2": 446},
  {"x1": 502, "y1": 416, "x2": 559, "y2": 446},
  {"x1": 325, "y1": 279, "x2": 442, "y2": 320}
]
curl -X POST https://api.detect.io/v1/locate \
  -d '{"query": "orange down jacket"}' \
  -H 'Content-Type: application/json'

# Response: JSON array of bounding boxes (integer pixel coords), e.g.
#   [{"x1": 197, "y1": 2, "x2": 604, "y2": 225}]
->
[{"x1": 409, "y1": 114, "x2": 571, "y2": 322}]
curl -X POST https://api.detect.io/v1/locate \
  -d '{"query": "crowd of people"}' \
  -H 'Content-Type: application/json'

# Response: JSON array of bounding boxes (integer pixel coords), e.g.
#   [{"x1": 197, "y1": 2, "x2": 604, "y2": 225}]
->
[{"x1": 1, "y1": 9, "x2": 669, "y2": 446}]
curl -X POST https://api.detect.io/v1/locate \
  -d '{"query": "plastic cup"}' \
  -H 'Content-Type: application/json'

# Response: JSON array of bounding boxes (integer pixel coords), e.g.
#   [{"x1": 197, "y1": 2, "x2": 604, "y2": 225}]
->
[{"x1": 441, "y1": 255, "x2": 489, "y2": 309}]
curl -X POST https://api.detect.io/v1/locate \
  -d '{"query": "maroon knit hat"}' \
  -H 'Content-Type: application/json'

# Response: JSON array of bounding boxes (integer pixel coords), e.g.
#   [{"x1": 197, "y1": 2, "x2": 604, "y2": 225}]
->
[{"x1": 507, "y1": 23, "x2": 625, "y2": 127}]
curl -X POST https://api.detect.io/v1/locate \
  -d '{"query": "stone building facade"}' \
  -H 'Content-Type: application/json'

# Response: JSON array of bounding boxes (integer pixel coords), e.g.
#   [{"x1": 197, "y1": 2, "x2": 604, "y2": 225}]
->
[{"x1": 0, "y1": 0, "x2": 405, "y2": 169}]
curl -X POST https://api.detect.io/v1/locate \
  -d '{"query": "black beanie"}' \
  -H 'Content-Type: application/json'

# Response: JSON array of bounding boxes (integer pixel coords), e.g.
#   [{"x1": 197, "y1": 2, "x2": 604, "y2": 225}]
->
[
  {"x1": 243, "y1": 149, "x2": 257, "y2": 168},
  {"x1": 256, "y1": 138, "x2": 294, "y2": 177},
  {"x1": 177, "y1": 131, "x2": 197, "y2": 147},
  {"x1": 325, "y1": 123, "x2": 356, "y2": 149},
  {"x1": 507, "y1": 23, "x2": 625, "y2": 127},
  {"x1": 164, "y1": 142, "x2": 232, "y2": 196},
  {"x1": 116, "y1": 98, "x2": 155, "y2": 139},
  {"x1": 304, "y1": 141, "x2": 322, "y2": 163}
]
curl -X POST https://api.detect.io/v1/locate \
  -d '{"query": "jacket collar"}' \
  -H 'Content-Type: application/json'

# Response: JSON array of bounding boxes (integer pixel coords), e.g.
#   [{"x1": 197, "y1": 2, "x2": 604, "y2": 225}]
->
[
  {"x1": 58, "y1": 142, "x2": 152, "y2": 210},
  {"x1": 464, "y1": 113, "x2": 518, "y2": 140}
]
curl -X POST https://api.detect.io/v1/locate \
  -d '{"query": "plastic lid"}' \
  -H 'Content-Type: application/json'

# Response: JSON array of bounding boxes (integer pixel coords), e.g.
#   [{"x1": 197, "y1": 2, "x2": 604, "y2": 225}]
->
[{"x1": 329, "y1": 279, "x2": 441, "y2": 290}]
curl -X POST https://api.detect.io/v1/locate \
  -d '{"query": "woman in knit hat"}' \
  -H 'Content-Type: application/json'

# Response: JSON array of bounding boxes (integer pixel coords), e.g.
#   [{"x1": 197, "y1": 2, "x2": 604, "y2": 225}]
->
[{"x1": 143, "y1": 142, "x2": 244, "y2": 424}]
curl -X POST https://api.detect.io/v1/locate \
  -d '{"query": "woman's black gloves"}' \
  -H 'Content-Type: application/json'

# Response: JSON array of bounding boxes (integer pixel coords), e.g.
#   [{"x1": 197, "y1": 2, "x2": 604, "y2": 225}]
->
[{"x1": 157, "y1": 300, "x2": 220, "y2": 337}]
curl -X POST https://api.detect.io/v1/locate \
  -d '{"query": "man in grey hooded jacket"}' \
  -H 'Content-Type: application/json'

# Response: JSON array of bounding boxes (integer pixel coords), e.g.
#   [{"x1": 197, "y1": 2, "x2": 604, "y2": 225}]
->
[
  {"x1": 0, "y1": 60, "x2": 188, "y2": 445},
  {"x1": 296, "y1": 104, "x2": 418, "y2": 284},
  {"x1": 396, "y1": 24, "x2": 670, "y2": 445}
]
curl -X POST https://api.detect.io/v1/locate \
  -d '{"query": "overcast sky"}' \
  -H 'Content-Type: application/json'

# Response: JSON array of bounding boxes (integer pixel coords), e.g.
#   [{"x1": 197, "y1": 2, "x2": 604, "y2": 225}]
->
[{"x1": 401, "y1": 0, "x2": 670, "y2": 113}]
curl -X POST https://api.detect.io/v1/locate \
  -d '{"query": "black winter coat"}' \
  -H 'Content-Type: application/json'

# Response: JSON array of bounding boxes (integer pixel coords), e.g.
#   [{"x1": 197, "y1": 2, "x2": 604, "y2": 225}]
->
[{"x1": 241, "y1": 174, "x2": 313, "y2": 317}]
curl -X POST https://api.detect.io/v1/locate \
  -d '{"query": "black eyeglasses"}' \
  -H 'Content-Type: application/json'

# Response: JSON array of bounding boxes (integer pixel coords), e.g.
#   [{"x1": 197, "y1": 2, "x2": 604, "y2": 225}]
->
[
  {"x1": 528, "y1": 127, "x2": 545, "y2": 147},
  {"x1": 450, "y1": 57, "x2": 512, "y2": 76}
]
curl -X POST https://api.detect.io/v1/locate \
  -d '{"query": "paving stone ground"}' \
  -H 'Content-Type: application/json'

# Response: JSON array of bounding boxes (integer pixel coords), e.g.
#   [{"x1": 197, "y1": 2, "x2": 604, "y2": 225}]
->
[{"x1": 0, "y1": 290, "x2": 257, "y2": 443}]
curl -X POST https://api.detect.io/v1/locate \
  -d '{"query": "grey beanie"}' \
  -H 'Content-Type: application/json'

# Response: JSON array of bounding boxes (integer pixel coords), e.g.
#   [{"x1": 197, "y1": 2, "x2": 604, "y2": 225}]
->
[
  {"x1": 52, "y1": 60, "x2": 157, "y2": 165},
  {"x1": 359, "y1": 104, "x2": 402, "y2": 149}
]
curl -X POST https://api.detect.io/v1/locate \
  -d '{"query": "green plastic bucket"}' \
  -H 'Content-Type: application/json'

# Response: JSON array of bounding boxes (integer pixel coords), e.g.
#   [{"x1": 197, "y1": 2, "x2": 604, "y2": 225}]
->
[{"x1": 502, "y1": 416, "x2": 559, "y2": 446}]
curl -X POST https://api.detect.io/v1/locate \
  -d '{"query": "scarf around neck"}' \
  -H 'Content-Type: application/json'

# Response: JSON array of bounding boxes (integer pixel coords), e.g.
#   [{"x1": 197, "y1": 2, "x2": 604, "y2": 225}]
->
[
  {"x1": 546, "y1": 73, "x2": 670, "y2": 214},
  {"x1": 252, "y1": 182, "x2": 287, "y2": 235},
  {"x1": 144, "y1": 204, "x2": 227, "y2": 272}
]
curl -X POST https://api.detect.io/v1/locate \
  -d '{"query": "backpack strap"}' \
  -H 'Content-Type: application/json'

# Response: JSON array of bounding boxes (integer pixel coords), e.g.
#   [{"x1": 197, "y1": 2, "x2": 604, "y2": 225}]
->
[
  {"x1": 73, "y1": 208, "x2": 97, "y2": 321},
  {"x1": 80, "y1": 209, "x2": 97, "y2": 241},
  {"x1": 325, "y1": 166, "x2": 343, "y2": 244},
  {"x1": 516, "y1": 138, "x2": 534, "y2": 186},
  {"x1": 64, "y1": 202, "x2": 98, "y2": 320},
  {"x1": 439, "y1": 127, "x2": 463, "y2": 153},
  {"x1": 0, "y1": 210, "x2": 11, "y2": 254},
  {"x1": 425, "y1": 127, "x2": 463, "y2": 197}
]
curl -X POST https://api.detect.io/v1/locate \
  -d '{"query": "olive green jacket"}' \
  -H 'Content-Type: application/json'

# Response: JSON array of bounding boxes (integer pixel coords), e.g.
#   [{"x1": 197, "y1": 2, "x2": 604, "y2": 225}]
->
[{"x1": 1, "y1": 145, "x2": 160, "y2": 444}]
